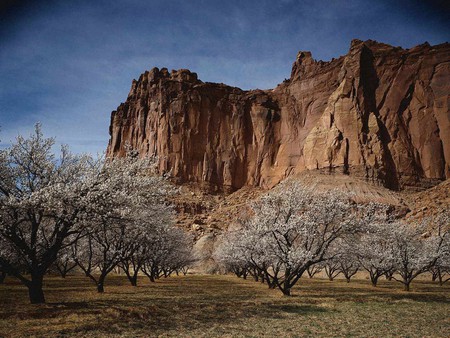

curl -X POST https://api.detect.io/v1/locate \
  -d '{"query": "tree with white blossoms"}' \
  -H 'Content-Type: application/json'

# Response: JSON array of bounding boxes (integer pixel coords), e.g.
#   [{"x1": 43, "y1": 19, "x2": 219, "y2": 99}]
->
[
  {"x1": 214, "y1": 230, "x2": 252, "y2": 279},
  {"x1": 324, "y1": 237, "x2": 360, "y2": 282},
  {"x1": 72, "y1": 221, "x2": 134, "y2": 293},
  {"x1": 52, "y1": 240, "x2": 78, "y2": 278},
  {"x1": 288, "y1": 238, "x2": 359, "y2": 283},
  {"x1": 429, "y1": 210, "x2": 450, "y2": 285},
  {"x1": 118, "y1": 207, "x2": 174, "y2": 286},
  {"x1": 215, "y1": 179, "x2": 361, "y2": 296},
  {"x1": 323, "y1": 257, "x2": 341, "y2": 281},
  {"x1": 356, "y1": 222, "x2": 395, "y2": 287},
  {"x1": 0, "y1": 239, "x2": 19, "y2": 284},
  {"x1": 140, "y1": 222, "x2": 195, "y2": 282},
  {"x1": 0, "y1": 124, "x2": 95, "y2": 303},
  {"x1": 432, "y1": 241, "x2": 450, "y2": 285},
  {"x1": 352, "y1": 203, "x2": 396, "y2": 287},
  {"x1": 0, "y1": 125, "x2": 178, "y2": 301},
  {"x1": 164, "y1": 227, "x2": 196, "y2": 276},
  {"x1": 72, "y1": 156, "x2": 176, "y2": 293},
  {"x1": 306, "y1": 264, "x2": 323, "y2": 279},
  {"x1": 389, "y1": 211, "x2": 449, "y2": 291}
]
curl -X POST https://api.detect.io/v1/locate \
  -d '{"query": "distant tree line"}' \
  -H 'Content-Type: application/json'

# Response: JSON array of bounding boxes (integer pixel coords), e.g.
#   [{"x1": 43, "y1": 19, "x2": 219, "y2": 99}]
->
[
  {"x1": 214, "y1": 180, "x2": 450, "y2": 295},
  {"x1": 0, "y1": 124, "x2": 195, "y2": 303}
]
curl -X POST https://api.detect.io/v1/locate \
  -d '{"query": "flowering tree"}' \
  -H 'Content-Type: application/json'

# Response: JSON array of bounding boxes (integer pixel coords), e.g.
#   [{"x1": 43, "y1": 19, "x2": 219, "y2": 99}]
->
[
  {"x1": 389, "y1": 212, "x2": 449, "y2": 291},
  {"x1": 0, "y1": 125, "x2": 95, "y2": 303},
  {"x1": 73, "y1": 222, "x2": 134, "y2": 293},
  {"x1": 334, "y1": 236, "x2": 360, "y2": 283},
  {"x1": 53, "y1": 243, "x2": 78, "y2": 278},
  {"x1": 431, "y1": 211, "x2": 450, "y2": 285},
  {"x1": 140, "y1": 222, "x2": 194, "y2": 282},
  {"x1": 306, "y1": 264, "x2": 323, "y2": 278},
  {"x1": 214, "y1": 230, "x2": 250, "y2": 278},
  {"x1": 432, "y1": 239, "x2": 450, "y2": 285},
  {"x1": 322, "y1": 246, "x2": 341, "y2": 281},
  {"x1": 320, "y1": 237, "x2": 359, "y2": 282},
  {"x1": 71, "y1": 156, "x2": 176, "y2": 292},
  {"x1": 0, "y1": 125, "x2": 178, "y2": 301},
  {"x1": 215, "y1": 180, "x2": 360, "y2": 296},
  {"x1": 117, "y1": 208, "x2": 172, "y2": 286},
  {"x1": 356, "y1": 223, "x2": 395, "y2": 287},
  {"x1": 119, "y1": 215, "x2": 195, "y2": 286}
]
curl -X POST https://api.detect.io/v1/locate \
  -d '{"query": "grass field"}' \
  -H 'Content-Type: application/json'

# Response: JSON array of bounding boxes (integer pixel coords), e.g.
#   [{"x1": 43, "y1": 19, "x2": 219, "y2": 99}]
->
[{"x1": 0, "y1": 274, "x2": 449, "y2": 337}]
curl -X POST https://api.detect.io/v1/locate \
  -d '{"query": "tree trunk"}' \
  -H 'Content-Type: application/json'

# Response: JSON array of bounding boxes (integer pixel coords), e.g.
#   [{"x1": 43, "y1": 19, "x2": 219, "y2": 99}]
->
[
  {"x1": 97, "y1": 282, "x2": 104, "y2": 293},
  {"x1": 0, "y1": 271, "x2": 6, "y2": 284},
  {"x1": 27, "y1": 276, "x2": 45, "y2": 304},
  {"x1": 385, "y1": 271, "x2": 394, "y2": 281},
  {"x1": 431, "y1": 272, "x2": 437, "y2": 282},
  {"x1": 403, "y1": 282, "x2": 410, "y2": 291},
  {"x1": 282, "y1": 287, "x2": 291, "y2": 296},
  {"x1": 346, "y1": 277, "x2": 351, "y2": 283},
  {"x1": 437, "y1": 269, "x2": 443, "y2": 286},
  {"x1": 370, "y1": 274, "x2": 379, "y2": 287},
  {"x1": 125, "y1": 270, "x2": 138, "y2": 286},
  {"x1": 97, "y1": 275, "x2": 106, "y2": 293}
]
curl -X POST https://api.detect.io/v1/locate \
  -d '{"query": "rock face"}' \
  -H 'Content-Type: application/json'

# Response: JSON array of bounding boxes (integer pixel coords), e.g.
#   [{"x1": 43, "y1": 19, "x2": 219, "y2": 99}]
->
[{"x1": 107, "y1": 39, "x2": 450, "y2": 191}]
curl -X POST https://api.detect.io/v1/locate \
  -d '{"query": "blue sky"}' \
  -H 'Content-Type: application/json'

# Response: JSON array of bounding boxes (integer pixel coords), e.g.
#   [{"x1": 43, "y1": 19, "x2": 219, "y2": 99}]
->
[{"x1": 0, "y1": 0, "x2": 448, "y2": 154}]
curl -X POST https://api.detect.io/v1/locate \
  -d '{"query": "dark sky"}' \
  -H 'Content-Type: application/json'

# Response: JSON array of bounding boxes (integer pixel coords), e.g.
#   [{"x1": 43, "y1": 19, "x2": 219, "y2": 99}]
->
[{"x1": 1, "y1": 0, "x2": 449, "y2": 154}]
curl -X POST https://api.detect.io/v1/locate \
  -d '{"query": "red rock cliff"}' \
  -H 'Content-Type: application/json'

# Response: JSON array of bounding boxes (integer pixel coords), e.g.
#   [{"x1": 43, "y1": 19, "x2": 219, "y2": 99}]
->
[{"x1": 107, "y1": 39, "x2": 450, "y2": 191}]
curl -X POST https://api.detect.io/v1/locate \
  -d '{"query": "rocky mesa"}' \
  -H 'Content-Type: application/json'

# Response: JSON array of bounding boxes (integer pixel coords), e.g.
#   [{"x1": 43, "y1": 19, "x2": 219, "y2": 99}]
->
[{"x1": 107, "y1": 39, "x2": 450, "y2": 192}]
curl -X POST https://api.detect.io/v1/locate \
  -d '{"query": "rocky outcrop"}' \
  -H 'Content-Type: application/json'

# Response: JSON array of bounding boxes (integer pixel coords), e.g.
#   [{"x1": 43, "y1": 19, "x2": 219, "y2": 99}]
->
[{"x1": 107, "y1": 39, "x2": 450, "y2": 191}]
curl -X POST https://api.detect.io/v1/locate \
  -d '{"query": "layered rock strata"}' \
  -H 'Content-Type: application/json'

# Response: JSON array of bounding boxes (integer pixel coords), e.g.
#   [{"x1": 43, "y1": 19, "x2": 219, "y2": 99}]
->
[{"x1": 107, "y1": 39, "x2": 450, "y2": 191}]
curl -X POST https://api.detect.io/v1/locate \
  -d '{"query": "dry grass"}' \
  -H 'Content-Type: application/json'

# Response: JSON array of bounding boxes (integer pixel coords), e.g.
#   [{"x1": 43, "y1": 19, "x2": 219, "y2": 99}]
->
[{"x1": 0, "y1": 274, "x2": 449, "y2": 337}]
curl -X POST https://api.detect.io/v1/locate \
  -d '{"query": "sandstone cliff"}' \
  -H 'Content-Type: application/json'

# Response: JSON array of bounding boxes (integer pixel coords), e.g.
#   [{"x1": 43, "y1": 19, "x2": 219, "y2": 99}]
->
[{"x1": 107, "y1": 39, "x2": 450, "y2": 191}]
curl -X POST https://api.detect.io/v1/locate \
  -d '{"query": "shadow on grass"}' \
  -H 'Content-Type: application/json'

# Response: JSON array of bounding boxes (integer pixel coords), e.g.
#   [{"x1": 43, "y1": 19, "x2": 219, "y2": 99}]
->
[
  {"x1": 47, "y1": 301, "x2": 90, "y2": 309},
  {"x1": 269, "y1": 304, "x2": 329, "y2": 314},
  {"x1": 1, "y1": 275, "x2": 449, "y2": 337},
  {"x1": 296, "y1": 279, "x2": 450, "y2": 304}
]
